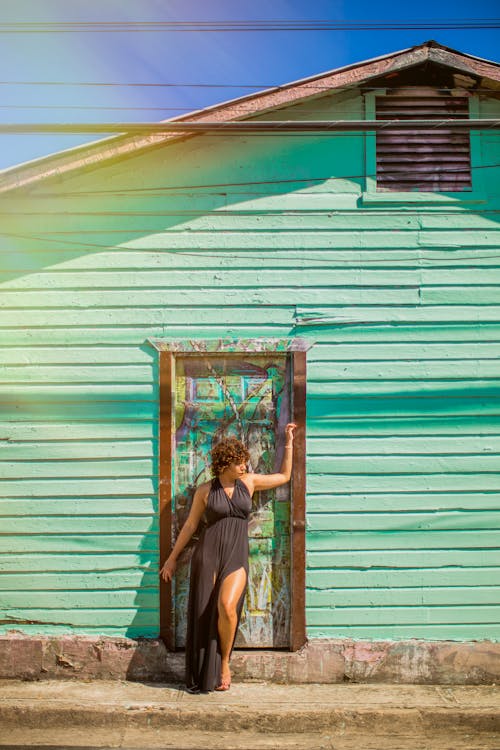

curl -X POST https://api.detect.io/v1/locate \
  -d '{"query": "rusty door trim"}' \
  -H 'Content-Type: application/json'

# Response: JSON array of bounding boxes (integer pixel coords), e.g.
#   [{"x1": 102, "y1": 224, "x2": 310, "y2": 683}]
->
[
  {"x1": 152, "y1": 338, "x2": 310, "y2": 652},
  {"x1": 291, "y1": 350, "x2": 307, "y2": 651},
  {"x1": 158, "y1": 350, "x2": 175, "y2": 648}
]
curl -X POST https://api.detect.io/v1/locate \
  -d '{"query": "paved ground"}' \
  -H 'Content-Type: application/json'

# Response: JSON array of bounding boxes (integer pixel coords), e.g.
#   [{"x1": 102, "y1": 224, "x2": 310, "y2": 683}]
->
[{"x1": 0, "y1": 679, "x2": 499, "y2": 749}]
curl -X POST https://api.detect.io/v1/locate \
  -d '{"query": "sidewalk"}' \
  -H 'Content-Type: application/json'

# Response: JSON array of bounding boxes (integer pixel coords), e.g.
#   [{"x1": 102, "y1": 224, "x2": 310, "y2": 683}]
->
[{"x1": 0, "y1": 678, "x2": 499, "y2": 749}]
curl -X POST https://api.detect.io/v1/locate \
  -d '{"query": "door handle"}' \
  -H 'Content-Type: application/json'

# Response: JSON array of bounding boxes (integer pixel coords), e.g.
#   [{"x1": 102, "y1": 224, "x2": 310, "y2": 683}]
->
[{"x1": 292, "y1": 520, "x2": 305, "y2": 530}]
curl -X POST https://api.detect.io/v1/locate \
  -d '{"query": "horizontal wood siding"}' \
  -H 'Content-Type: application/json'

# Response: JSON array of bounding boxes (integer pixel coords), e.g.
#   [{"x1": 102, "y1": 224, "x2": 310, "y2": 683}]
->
[{"x1": 1, "y1": 90, "x2": 499, "y2": 640}]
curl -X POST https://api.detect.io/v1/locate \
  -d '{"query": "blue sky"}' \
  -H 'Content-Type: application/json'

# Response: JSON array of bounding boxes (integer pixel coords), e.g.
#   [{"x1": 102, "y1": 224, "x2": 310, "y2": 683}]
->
[{"x1": 0, "y1": 0, "x2": 498, "y2": 170}]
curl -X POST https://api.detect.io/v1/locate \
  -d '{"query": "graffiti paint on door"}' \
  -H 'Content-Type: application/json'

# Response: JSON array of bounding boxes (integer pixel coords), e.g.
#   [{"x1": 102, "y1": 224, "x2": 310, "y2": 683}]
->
[{"x1": 173, "y1": 353, "x2": 291, "y2": 648}]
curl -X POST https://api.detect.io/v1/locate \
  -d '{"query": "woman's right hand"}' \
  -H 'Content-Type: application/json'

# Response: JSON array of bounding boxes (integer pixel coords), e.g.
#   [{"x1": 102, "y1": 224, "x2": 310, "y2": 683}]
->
[{"x1": 159, "y1": 556, "x2": 176, "y2": 583}]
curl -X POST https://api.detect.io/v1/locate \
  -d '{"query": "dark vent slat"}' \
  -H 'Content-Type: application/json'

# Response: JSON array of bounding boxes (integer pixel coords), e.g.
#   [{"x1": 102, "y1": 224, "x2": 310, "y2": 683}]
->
[
  {"x1": 375, "y1": 183, "x2": 471, "y2": 192},
  {"x1": 378, "y1": 183, "x2": 472, "y2": 191},
  {"x1": 376, "y1": 111, "x2": 469, "y2": 119},
  {"x1": 378, "y1": 167, "x2": 470, "y2": 176},
  {"x1": 378, "y1": 176, "x2": 472, "y2": 186},
  {"x1": 377, "y1": 129, "x2": 470, "y2": 137},
  {"x1": 378, "y1": 99, "x2": 468, "y2": 105},
  {"x1": 377, "y1": 144, "x2": 469, "y2": 151},
  {"x1": 377, "y1": 155, "x2": 470, "y2": 164},
  {"x1": 377, "y1": 98, "x2": 469, "y2": 109}
]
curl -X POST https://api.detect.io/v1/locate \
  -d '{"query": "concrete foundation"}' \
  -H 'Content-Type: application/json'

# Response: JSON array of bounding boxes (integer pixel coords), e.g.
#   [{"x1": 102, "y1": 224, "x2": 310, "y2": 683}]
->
[{"x1": 0, "y1": 633, "x2": 498, "y2": 684}]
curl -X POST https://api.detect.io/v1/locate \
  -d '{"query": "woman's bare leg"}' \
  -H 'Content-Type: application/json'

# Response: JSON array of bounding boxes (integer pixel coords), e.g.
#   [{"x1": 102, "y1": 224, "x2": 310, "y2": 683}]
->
[{"x1": 216, "y1": 567, "x2": 247, "y2": 688}]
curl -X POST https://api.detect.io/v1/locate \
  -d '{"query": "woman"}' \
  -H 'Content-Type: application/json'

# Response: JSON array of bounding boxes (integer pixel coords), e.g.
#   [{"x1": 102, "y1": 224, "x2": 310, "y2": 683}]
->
[{"x1": 159, "y1": 422, "x2": 297, "y2": 693}]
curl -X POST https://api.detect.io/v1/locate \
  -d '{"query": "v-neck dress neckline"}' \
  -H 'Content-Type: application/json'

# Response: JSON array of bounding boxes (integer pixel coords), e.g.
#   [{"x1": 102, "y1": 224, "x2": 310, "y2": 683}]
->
[{"x1": 219, "y1": 476, "x2": 238, "y2": 502}]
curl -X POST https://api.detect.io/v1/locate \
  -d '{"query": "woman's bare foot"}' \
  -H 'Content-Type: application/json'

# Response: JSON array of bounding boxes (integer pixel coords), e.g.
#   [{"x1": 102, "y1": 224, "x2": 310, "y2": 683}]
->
[{"x1": 215, "y1": 662, "x2": 231, "y2": 691}]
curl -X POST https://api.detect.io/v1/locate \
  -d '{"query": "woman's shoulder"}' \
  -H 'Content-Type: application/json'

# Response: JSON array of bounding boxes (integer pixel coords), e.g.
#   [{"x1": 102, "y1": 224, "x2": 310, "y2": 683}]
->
[{"x1": 194, "y1": 479, "x2": 214, "y2": 502}]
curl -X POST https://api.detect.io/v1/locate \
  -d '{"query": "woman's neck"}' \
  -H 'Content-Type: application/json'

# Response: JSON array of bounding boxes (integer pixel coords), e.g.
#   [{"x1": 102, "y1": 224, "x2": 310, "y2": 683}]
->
[{"x1": 218, "y1": 470, "x2": 237, "y2": 487}]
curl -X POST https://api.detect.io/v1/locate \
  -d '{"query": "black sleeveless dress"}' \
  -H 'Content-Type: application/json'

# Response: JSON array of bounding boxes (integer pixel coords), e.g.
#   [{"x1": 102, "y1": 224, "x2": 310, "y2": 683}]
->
[{"x1": 184, "y1": 476, "x2": 252, "y2": 693}]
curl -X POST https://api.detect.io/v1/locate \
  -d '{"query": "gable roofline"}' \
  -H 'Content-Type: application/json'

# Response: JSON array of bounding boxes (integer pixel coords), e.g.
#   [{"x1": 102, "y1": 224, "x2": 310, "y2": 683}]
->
[{"x1": 1, "y1": 39, "x2": 499, "y2": 195}]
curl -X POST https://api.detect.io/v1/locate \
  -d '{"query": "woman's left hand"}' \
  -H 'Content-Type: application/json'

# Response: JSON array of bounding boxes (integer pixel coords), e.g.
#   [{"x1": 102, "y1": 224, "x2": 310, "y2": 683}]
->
[{"x1": 285, "y1": 422, "x2": 297, "y2": 443}]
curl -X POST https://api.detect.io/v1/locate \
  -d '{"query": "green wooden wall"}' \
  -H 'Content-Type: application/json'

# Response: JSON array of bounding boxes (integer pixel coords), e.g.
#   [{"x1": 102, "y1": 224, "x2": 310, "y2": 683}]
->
[{"x1": 1, "y1": 86, "x2": 499, "y2": 641}]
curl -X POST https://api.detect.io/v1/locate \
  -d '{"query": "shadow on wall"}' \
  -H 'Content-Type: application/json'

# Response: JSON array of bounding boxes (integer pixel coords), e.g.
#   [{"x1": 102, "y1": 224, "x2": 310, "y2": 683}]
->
[{"x1": 0, "y1": 127, "x2": 364, "y2": 283}]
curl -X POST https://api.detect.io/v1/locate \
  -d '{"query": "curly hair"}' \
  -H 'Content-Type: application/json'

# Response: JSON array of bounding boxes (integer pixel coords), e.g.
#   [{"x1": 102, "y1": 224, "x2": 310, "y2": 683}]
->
[{"x1": 210, "y1": 437, "x2": 250, "y2": 477}]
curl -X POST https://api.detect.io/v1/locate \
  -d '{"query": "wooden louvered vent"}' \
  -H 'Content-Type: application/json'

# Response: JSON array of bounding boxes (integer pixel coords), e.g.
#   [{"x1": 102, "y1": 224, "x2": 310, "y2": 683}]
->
[{"x1": 375, "y1": 91, "x2": 471, "y2": 192}]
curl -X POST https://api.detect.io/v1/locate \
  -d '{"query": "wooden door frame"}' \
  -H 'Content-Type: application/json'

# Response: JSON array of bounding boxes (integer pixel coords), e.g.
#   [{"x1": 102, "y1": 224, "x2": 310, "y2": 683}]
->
[{"x1": 149, "y1": 337, "x2": 310, "y2": 652}]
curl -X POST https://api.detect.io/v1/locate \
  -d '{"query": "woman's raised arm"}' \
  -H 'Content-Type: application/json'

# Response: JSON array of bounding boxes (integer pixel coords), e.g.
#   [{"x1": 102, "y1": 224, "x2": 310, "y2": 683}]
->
[{"x1": 244, "y1": 423, "x2": 297, "y2": 493}]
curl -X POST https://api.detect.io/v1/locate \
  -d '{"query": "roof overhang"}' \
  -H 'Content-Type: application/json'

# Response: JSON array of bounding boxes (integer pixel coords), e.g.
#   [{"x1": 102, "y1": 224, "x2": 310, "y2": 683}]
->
[{"x1": 1, "y1": 40, "x2": 499, "y2": 195}]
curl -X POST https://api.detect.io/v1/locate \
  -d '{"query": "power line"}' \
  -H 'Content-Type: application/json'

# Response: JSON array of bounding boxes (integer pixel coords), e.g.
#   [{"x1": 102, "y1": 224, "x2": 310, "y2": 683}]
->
[
  {"x1": 0, "y1": 106, "x2": 497, "y2": 117},
  {"x1": 2, "y1": 106, "x2": 494, "y2": 115},
  {"x1": 0, "y1": 81, "x2": 498, "y2": 91},
  {"x1": 0, "y1": 80, "x2": 275, "y2": 88},
  {"x1": 0, "y1": 105, "x2": 212, "y2": 112},
  {"x1": 7, "y1": 160, "x2": 497, "y2": 199},
  {"x1": 1, "y1": 19, "x2": 499, "y2": 32},
  {"x1": 0, "y1": 119, "x2": 498, "y2": 134}
]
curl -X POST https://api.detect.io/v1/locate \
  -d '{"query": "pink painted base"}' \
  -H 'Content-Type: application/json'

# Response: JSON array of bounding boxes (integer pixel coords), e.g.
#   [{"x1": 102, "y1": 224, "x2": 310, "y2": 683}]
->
[{"x1": 0, "y1": 634, "x2": 498, "y2": 684}]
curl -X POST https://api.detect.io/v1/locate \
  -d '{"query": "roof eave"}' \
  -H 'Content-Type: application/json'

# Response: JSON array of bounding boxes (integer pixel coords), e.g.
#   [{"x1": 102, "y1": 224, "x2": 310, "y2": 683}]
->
[{"x1": 1, "y1": 40, "x2": 498, "y2": 195}]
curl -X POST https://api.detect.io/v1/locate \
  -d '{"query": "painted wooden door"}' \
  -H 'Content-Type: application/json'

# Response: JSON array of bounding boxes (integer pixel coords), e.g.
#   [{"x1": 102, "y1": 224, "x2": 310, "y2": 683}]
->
[{"x1": 173, "y1": 353, "x2": 292, "y2": 648}]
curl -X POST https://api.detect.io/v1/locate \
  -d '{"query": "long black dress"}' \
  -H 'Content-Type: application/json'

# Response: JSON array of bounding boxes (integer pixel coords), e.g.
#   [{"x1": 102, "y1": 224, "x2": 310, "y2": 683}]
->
[{"x1": 184, "y1": 476, "x2": 252, "y2": 693}]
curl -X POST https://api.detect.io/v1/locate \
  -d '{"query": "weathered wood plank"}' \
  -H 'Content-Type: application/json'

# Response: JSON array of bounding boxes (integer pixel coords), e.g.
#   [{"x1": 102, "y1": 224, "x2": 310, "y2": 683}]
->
[
  {"x1": 3, "y1": 591, "x2": 159, "y2": 608},
  {"x1": 4, "y1": 307, "x2": 500, "y2": 332},
  {"x1": 4, "y1": 323, "x2": 500, "y2": 347},
  {"x1": 307, "y1": 389, "x2": 500, "y2": 418},
  {"x1": 307, "y1": 435, "x2": 500, "y2": 454},
  {"x1": 308, "y1": 474, "x2": 500, "y2": 493},
  {"x1": 4, "y1": 267, "x2": 500, "y2": 290},
  {"x1": 0, "y1": 570, "x2": 158, "y2": 589},
  {"x1": 296, "y1": 306, "x2": 500, "y2": 323},
  {"x1": 308, "y1": 361, "x2": 500, "y2": 379},
  {"x1": 308, "y1": 548, "x2": 500, "y2": 568},
  {"x1": 307, "y1": 605, "x2": 500, "y2": 626},
  {"x1": 0, "y1": 423, "x2": 156, "y2": 440},
  {"x1": 422, "y1": 287, "x2": 500, "y2": 305},
  {"x1": 0, "y1": 624, "x2": 158, "y2": 636},
  {"x1": 0, "y1": 516, "x2": 156, "y2": 533},
  {"x1": 0, "y1": 553, "x2": 157, "y2": 572},
  {"x1": 307, "y1": 586, "x2": 500, "y2": 607},
  {"x1": 0, "y1": 534, "x2": 157, "y2": 552},
  {"x1": 0, "y1": 366, "x2": 153, "y2": 383},
  {"x1": 0, "y1": 441, "x2": 155, "y2": 460},
  {"x1": 307, "y1": 625, "x2": 500, "y2": 638},
  {"x1": 0, "y1": 307, "x2": 167, "y2": 326},
  {"x1": 0, "y1": 498, "x2": 155, "y2": 515},
  {"x1": 307, "y1": 492, "x2": 500, "y2": 512},
  {"x1": 0, "y1": 478, "x2": 154, "y2": 497},
  {"x1": 0, "y1": 288, "x2": 420, "y2": 307},
  {"x1": 307, "y1": 567, "x2": 500, "y2": 589},
  {"x1": 0, "y1": 325, "x2": 290, "y2": 346},
  {"x1": 307, "y1": 510, "x2": 500, "y2": 531},
  {"x1": 306, "y1": 529, "x2": 499, "y2": 551},
  {"x1": 308, "y1": 343, "x2": 500, "y2": 361},
  {"x1": 0, "y1": 608, "x2": 157, "y2": 627},
  {"x1": 5, "y1": 246, "x2": 500, "y2": 271},
  {"x1": 307, "y1": 454, "x2": 500, "y2": 474},
  {"x1": 1, "y1": 459, "x2": 153, "y2": 478},
  {"x1": 0, "y1": 401, "x2": 155, "y2": 421},
  {"x1": 5, "y1": 267, "x2": 500, "y2": 289},
  {"x1": 306, "y1": 415, "x2": 500, "y2": 436},
  {"x1": 0, "y1": 347, "x2": 156, "y2": 364}
]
